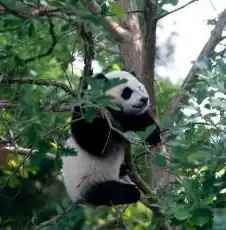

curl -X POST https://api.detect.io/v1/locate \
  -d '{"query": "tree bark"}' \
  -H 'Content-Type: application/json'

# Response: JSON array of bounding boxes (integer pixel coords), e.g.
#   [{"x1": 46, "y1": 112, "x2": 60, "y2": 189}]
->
[{"x1": 116, "y1": 0, "x2": 144, "y2": 76}]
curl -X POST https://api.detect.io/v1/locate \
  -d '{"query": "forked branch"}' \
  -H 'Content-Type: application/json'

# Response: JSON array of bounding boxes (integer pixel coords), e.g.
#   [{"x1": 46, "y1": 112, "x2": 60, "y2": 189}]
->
[
  {"x1": 167, "y1": 8, "x2": 226, "y2": 116},
  {"x1": 87, "y1": 0, "x2": 131, "y2": 41}
]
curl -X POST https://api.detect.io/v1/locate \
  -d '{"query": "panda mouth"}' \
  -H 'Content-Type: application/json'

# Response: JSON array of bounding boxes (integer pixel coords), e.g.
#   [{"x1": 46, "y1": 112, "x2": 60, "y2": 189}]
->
[{"x1": 133, "y1": 104, "x2": 145, "y2": 109}]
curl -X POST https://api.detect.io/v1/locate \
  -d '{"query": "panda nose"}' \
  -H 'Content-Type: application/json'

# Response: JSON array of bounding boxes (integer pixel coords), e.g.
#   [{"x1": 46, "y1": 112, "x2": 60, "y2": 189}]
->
[{"x1": 140, "y1": 97, "x2": 148, "y2": 105}]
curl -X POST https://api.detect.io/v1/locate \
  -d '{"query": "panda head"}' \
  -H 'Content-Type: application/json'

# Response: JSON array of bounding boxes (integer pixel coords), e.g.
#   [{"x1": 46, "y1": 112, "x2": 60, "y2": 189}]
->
[{"x1": 95, "y1": 70, "x2": 150, "y2": 115}]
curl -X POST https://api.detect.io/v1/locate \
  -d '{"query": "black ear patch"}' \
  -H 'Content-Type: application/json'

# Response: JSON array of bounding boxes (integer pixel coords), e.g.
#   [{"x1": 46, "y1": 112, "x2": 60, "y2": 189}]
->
[
  {"x1": 95, "y1": 73, "x2": 109, "y2": 82},
  {"x1": 129, "y1": 71, "x2": 136, "y2": 77},
  {"x1": 121, "y1": 87, "x2": 133, "y2": 100}
]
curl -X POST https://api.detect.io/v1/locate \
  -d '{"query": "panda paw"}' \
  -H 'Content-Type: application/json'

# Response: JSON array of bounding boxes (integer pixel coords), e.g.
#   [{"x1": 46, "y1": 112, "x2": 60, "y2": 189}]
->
[{"x1": 119, "y1": 164, "x2": 130, "y2": 178}]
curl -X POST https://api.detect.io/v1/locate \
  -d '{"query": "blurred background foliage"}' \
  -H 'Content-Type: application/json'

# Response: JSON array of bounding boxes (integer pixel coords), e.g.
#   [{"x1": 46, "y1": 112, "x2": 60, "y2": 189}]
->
[{"x1": 0, "y1": 0, "x2": 226, "y2": 229}]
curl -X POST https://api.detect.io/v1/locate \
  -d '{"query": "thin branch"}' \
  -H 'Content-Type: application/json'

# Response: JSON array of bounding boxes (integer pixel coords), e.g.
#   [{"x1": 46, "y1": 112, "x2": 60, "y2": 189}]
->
[
  {"x1": 124, "y1": 142, "x2": 152, "y2": 195},
  {"x1": 156, "y1": 0, "x2": 199, "y2": 21},
  {"x1": 0, "y1": 3, "x2": 74, "y2": 21},
  {"x1": 80, "y1": 22, "x2": 94, "y2": 78},
  {"x1": 220, "y1": 35, "x2": 226, "y2": 41},
  {"x1": 0, "y1": 78, "x2": 77, "y2": 97},
  {"x1": 0, "y1": 100, "x2": 18, "y2": 109},
  {"x1": 87, "y1": 0, "x2": 131, "y2": 41},
  {"x1": 2, "y1": 146, "x2": 55, "y2": 160},
  {"x1": 95, "y1": 42, "x2": 120, "y2": 54},
  {"x1": 167, "y1": 8, "x2": 226, "y2": 116},
  {"x1": 127, "y1": 10, "x2": 144, "y2": 14},
  {"x1": 0, "y1": 1, "x2": 24, "y2": 18},
  {"x1": 24, "y1": 19, "x2": 57, "y2": 63},
  {"x1": 33, "y1": 203, "x2": 79, "y2": 230}
]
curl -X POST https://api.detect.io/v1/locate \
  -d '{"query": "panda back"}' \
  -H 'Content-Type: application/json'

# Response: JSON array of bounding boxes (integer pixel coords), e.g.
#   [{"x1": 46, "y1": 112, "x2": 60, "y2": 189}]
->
[{"x1": 62, "y1": 137, "x2": 124, "y2": 202}]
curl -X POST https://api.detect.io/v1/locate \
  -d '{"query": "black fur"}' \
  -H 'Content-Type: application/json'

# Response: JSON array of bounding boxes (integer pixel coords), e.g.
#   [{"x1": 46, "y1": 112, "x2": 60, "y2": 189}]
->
[
  {"x1": 119, "y1": 163, "x2": 130, "y2": 177},
  {"x1": 71, "y1": 106, "x2": 123, "y2": 157},
  {"x1": 108, "y1": 108, "x2": 161, "y2": 146},
  {"x1": 84, "y1": 180, "x2": 140, "y2": 206},
  {"x1": 71, "y1": 105, "x2": 161, "y2": 158}
]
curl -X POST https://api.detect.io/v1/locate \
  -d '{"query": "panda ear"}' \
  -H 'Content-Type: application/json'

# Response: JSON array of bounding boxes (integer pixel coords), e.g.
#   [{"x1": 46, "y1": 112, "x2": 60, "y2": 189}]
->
[
  {"x1": 95, "y1": 73, "x2": 109, "y2": 82},
  {"x1": 129, "y1": 71, "x2": 136, "y2": 77}
]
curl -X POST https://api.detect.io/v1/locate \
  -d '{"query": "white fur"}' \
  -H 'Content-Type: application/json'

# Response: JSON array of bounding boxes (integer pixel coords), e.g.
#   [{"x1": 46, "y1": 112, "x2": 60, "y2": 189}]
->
[
  {"x1": 105, "y1": 71, "x2": 150, "y2": 115},
  {"x1": 62, "y1": 137, "x2": 124, "y2": 202}
]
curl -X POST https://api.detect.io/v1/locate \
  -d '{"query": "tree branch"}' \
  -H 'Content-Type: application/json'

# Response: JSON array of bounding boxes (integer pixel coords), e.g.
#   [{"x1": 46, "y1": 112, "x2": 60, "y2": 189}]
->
[
  {"x1": 0, "y1": 78, "x2": 77, "y2": 97},
  {"x1": 80, "y1": 23, "x2": 94, "y2": 78},
  {"x1": 87, "y1": 0, "x2": 131, "y2": 41},
  {"x1": 167, "y1": 8, "x2": 226, "y2": 116},
  {"x1": 24, "y1": 19, "x2": 57, "y2": 63},
  {"x1": 156, "y1": 0, "x2": 199, "y2": 22},
  {"x1": 142, "y1": 0, "x2": 158, "y2": 113}
]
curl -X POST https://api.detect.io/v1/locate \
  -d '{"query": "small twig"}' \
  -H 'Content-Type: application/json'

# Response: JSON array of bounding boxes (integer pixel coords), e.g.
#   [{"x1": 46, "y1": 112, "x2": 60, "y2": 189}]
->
[
  {"x1": 156, "y1": 0, "x2": 199, "y2": 21},
  {"x1": 102, "y1": 109, "x2": 131, "y2": 143},
  {"x1": 208, "y1": 0, "x2": 216, "y2": 10},
  {"x1": 0, "y1": 78, "x2": 77, "y2": 98}
]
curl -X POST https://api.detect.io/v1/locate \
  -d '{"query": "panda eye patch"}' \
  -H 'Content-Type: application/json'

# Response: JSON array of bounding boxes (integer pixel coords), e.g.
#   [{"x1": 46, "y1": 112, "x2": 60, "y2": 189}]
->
[{"x1": 121, "y1": 87, "x2": 133, "y2": 100}]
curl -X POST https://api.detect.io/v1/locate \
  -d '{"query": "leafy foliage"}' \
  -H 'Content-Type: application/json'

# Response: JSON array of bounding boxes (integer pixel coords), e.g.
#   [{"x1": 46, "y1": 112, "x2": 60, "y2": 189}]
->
[{"x1": 0, "y1": 0, "x2": 226, "y2": 229}]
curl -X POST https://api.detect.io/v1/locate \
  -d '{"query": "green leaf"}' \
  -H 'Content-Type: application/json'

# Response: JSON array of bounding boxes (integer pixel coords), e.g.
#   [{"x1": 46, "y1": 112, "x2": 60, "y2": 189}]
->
[
  {"x1": 105, "y1": 78, "x2": 127, "y2": 90},
  {"x1": 30, "y1": 151, "x2": 45, "y2": 167},
  {"x1": 28, "y1": 22, "x2": 35, "y2": 37},
  {"x1": 109, "y1": 2, "x2": 126, "y2": 19},
  {"x1": 14, "y1": 56, "x2": 25, "y2": 66},
  {"x1": 137, "y1": 124, "x2": 156, "y2": 140},
  {"x1": 168, "y1": 0, "x2": 179, "y2": 6},
  {"x1": 18, "y1": 21, "x2": 28, "y2": 39},
  {"x1": 8, "y1": 178, "x2": 21, "y2": 188},
  {"x1": 83, "y1": 107, "x2": 98, "y2": 122},
  {"x1": 88, "y1": 77, "x2": 106, "y2": 91},
  {"x1": 192, "y1": 208, "x2": 212, "y2": 227},
  {"x1": 19, "y1": 170, "x2": 29, "y2": 179},
  {"x1": 81, "y1": 14, "x2": 102, "y2": 26},
  {"x1": 37, "y1": 139, "x2": 51, "y2": 152},
  {"x1": 152, "y1": 152, "x2": 167, "y2": 167},
  {"x1": 202, "y1": 194, "x2": 216, "y2": 205},
  {"x1": 173, "y1": 206, "x2": 191, "y2": 221},
  {"x1": 182, "y1": 178, "x2": 195, "y2": 194},
  {"x1": 60, "y1": 147, "x2": 78, "y2": 156}
]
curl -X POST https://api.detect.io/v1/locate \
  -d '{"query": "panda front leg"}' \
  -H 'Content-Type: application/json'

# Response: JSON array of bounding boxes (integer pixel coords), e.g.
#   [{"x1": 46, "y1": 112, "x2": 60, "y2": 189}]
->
[{"x1": 84, "y1": 180, "x2": 141, "y2": 206}]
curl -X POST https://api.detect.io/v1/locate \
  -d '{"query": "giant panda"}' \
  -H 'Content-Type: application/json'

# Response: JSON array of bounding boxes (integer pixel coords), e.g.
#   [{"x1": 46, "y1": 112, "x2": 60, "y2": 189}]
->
[{"x1": 62, "y1": 70, "x2": 161, "y2": 207}]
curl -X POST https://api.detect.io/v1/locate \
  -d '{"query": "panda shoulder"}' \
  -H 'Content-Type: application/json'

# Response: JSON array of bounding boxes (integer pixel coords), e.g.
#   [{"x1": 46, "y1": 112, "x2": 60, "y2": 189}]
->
[{"x1": 64, "y1": 136, "x2": 77, "y2": 149}]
